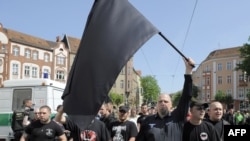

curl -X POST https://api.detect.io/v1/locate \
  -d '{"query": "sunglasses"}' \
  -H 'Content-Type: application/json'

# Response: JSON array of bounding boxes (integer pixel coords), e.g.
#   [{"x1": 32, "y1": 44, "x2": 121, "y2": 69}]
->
[
  {"x1": 196, "y1": 106, "x2": 206, "y2": 111},
  {"x1": 119, "y1": 110, "x2": 127, "y2": 113}
]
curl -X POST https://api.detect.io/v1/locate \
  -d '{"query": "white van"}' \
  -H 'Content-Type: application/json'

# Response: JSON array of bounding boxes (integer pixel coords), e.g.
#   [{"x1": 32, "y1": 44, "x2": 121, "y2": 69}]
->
[{"x1": 0, "y1": 79, "x2": 65, "y2": 141}]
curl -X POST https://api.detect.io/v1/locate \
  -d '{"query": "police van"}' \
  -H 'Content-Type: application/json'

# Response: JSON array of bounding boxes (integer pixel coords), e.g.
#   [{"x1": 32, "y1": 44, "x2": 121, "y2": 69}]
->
[{"x1": 0, "y1": 79, "x2": 66, "y2": 141}]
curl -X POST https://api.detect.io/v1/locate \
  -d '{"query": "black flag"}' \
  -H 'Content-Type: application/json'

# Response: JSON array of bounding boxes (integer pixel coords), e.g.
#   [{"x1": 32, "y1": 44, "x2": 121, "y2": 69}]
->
[{"x1": 62, "y1": 0, "x2": 159, "y2": 130}]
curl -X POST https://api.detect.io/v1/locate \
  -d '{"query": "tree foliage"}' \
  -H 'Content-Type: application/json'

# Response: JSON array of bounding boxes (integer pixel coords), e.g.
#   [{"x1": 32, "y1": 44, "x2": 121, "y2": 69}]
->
[
  {"x1": 215, "y1": 90, "x2": 225, "y2": 102},
  {"x1": 214, "y1": 90, "x2": 233, "y2": 108},
  {"x1": 109, "y1": 92, "x2": 124, "y2": 106},
  {"x1": 171, "y1": 84, "x2": 199, "y2": 107},
  {"x1": 172, "y1": 91, "x2": 181, "y2": 107},
  {"x1": 141, "y1": 75, "x2": 161, "y2": 104},
  {"x1": 192, "y1": 85, "x2": 199, "y2": 98},
  {"x1": 235, "y1": 39, "x2": 250, "y2": 76}
]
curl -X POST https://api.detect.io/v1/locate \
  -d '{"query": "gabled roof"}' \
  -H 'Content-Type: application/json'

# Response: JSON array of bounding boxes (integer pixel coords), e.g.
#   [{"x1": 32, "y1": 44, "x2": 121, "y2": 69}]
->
[
  {"x1": 4, "y1": 28, "x2": 57, "y2": 51},
  {"x1": 62, "y1": 35, "x2": 80, "y2": 54}
]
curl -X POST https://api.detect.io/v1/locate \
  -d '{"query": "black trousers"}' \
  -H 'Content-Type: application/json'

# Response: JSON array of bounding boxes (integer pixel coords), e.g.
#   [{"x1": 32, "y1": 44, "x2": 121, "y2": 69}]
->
[{"x1": 13, "y1": 130, "x2": 23, "y2": 141}]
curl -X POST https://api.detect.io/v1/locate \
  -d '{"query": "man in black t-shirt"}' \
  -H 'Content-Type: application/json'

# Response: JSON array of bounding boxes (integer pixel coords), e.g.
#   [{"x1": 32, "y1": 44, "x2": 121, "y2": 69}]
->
[
  {"x1": 110, "y1": 105, "x2": 138, "y2": 141},
  {"x1": 20, "y1": 105, "x2": 67, "y2": 141},
  {"x1": 55, "y1": 106, "x2": 111, "y2": 141},
  {"x1": 182, "y1": 100, "x2": 220, "y2": 141},
  {"x1": 137, "y1": 103, "x2": 148, "y2": 131},
  {"x1": 99, "y1": 102, "x2": 117, "y2": 129}
]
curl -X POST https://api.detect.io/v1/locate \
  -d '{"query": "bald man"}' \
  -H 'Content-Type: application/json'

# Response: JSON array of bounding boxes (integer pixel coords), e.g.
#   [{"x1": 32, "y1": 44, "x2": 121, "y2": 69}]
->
[
  {"x1": 136, "y1": 58, "x2": 195, "y2": 141},
  {"x1": 204, "y1": 101, "x2": 230, "y2": 141}
]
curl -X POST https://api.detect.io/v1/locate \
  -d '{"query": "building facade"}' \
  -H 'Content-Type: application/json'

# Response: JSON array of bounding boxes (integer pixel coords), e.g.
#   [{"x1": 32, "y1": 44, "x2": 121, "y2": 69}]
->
[
  {"x1": 0, "y1": 23, "x2": 142, "y2": 106},
  {"x1": 193, "y1": 47, "x2": 250, "y2": 111}
]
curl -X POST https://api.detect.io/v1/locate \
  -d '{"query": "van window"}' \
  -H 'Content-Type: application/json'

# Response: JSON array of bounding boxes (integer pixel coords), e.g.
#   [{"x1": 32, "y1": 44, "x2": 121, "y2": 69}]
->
[{"x1": 12, "y1": 89, "x2": 32, "y2": 111}]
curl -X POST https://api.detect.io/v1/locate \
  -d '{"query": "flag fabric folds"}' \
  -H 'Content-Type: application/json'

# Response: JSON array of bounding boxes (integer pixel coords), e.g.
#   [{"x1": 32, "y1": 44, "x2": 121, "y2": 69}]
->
[{"x1": 62, "y1": 0, "x2": 159, "y2": 130}]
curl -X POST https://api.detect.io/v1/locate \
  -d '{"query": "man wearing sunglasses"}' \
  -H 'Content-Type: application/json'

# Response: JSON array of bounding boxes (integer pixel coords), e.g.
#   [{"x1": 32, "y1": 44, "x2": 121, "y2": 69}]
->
[
  {"x1": 182, "y1": 100, "x2": 220, "y2": 141},
  {"x1": 109, "y1": 105, "x2": 138, "y2": 141}
]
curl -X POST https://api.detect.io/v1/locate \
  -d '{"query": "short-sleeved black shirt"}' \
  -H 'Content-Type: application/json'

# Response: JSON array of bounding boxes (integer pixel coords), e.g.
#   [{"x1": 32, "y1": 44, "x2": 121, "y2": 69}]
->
[
  {"x1": 182, "y1": 121, "x2": 220, "y2": 141},
  {"x1": 64, "y1": 117, "x2": 111, "y2": 141},
  {"x1": 110, "y1": 120, "x2": 138, "y2": 141},
  {"x1": 25, "y1": 120, "x2": 64, "y2": 141}
]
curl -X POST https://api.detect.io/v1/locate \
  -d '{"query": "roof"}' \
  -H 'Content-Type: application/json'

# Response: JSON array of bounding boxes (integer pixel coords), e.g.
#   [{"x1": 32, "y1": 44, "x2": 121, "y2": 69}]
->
[
  {"x1": 3, "y1": 28, "x2": 57, "y2": 51},
  {"x1": 62, "y1": 35, "x2": 80, "y2": 53},
  {"x1": 204, "y1": 46, "x2": 241, "y2": 61}
]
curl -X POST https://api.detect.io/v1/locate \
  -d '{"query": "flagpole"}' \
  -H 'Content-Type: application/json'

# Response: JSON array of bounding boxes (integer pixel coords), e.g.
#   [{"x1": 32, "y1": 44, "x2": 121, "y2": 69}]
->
[{"x1": 159, "y1": 32, "x2": 195, "y2": 68}]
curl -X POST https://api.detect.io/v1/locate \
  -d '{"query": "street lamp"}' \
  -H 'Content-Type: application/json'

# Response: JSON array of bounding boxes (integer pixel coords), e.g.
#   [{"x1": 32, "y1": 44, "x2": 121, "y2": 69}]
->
[
  {"x1": 125, "y1": 91, "x2": 130, "y2": 106},
  {"x1": 243, "y1": 71, "x2": 247, "y2": 110}
]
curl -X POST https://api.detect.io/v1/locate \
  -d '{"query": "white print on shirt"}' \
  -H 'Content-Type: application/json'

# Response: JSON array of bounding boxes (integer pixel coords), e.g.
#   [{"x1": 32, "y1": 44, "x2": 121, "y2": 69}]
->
[
  {"x1": 148, "y1": 123, "x2": 156, "y2": 128},
  {"x1": 200, "y1": 132, "x2": 208, "y2": 141},
  {"x1": 45, "y1": 129, "x2": 53, "y2": 137},
  {"x1": 112, "y1": 125, "x2": 126, "y2": 141}
]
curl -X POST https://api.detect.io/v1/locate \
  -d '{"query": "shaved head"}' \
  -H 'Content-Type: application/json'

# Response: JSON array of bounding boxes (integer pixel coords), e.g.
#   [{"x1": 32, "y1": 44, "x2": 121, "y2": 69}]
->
[{"x1": 156, "y1": 94, "x2": 172, "y2": 118}]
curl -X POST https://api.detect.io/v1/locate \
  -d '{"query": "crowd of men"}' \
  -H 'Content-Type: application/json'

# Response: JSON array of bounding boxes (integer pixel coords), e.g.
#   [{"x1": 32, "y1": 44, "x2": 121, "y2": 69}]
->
[{"x1": 11, "y1": 58, "x2": 250, "y2": 141}]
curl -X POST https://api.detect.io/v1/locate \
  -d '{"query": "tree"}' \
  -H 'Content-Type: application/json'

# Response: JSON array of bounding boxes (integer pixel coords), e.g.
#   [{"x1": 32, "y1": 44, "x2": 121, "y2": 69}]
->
[
  {"x1": 171, "y1": 91, "x2": 181, "y2": 107},
  {"x1": 192, "y1": 85, "x2": 199, "y2": 98},
  {"x1": 214, "y1": 90, "x2": 234, "y2": 109},
  {"x1": 171, "y1": 84, "x2": 199, "y2": 107},
  {"x1": 224, "y1": 94, "x2": 234, "y2": 109},
  {"x1": 214, "y1": 90, "x2": 225, "y2": 102},
  {"x1": 235, "y1": 38, "x2": 250, "y2": 75},
  {"x1": 109, "y1": 92, "x2": 124, "y2": 107},
  {"x1": 141, "y1": 75, "x2": 161, "y2": 104}
]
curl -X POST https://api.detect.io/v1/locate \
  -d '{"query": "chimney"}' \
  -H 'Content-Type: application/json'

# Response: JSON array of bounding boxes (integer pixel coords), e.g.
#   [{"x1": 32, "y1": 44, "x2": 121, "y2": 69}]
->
[{"x1": 56, "y1": 36, "x2": 61, "y2": 42}]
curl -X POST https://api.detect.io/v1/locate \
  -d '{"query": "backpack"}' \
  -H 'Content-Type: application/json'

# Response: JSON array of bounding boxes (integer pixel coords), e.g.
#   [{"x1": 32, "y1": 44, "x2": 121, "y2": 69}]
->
[{"x1": 11, "y1": 110, "x2": 25, "y2": 132}]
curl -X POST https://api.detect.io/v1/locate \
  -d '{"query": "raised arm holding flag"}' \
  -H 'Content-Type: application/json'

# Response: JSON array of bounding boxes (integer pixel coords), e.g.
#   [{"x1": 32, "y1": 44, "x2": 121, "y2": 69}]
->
[{"x1": 62, "y1": 0, "x2": 194, "y2": 135}]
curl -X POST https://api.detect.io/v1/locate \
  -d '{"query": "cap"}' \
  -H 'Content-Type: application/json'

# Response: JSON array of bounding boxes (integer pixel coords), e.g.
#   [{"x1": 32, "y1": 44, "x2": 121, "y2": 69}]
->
[
  {"x1": 119, "y1": 105, "x2": 130, "y2": 113},
  {"x1": 190, "y1": 100, "x2": 209, "y2": 109}
]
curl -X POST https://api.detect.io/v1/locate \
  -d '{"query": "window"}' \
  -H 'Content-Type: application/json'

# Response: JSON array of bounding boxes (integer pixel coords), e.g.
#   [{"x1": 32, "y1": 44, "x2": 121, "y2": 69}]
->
[
  {"x1": 207, "y1": 92, "x2": 210, "y2": 100},
  {"x1": 33, "y1": 51, "x2": 38, "y2": 60},
  {"x1": 238, "y1": 88, "x2": 244, "y2": 98},
  {"x1": 239, "y1": 74, "x2": 244, "y2": 81},
  {"x1": 12, "y1": 64, "x2": 19, "y2": 75},
  {"x1": 120, "y1": 68, "x2": 125, "y2": 75},
  {"x1": 120, "y1": 80, "x2": 124, "y2": 88},
  {"x1": 57, "y1": 56, "x2": 65, "y2": 65},
  {"x1": 56, "y1": 71, "x2": 64, "y2": 80},
  {"x1": 44, "y1": 53, "x2": 49, "y2": 62},
  {"x1": 218, "y1": 76, "x2": 222, "y2": 84},
  {"x1": 227, "y1": 75, "x2": 232, "y2": 84},
  {"x1": 205, "y1": 66, "x2": 210, "y2": 72},
  {"x1": 128, "y1": 67, "x2": 131, "y2": 74},
  {"x1": 226, "y1": 62, "x2": 232, "y2": 70},
  {"x1": 217, "y1": 63, "x2": 222, "y2": 71},
  {"x1": 127, "y1": 80, "x2": 130, "y2": 89},
  {"x1": 226, "y1": 89, "x2": 232, "y2": 96},
  {"x1": 13, "y1": 47, "x2": 19, "y2": 56},
  {"x1": 43, "y1": 69, "x2": 49, "y2": 74},
  {"x1": 24, "y1": 66, "x2": 30, "y2": 76},
  {"x1": 1, "y1": 44, "x2": 6, "y2": 53},
  {"x1": 25, "y1": 49, "x2": 31, "y2": 59},
  {"x1": 43, "y1": 69, "x2": 49, "y2": 78},
  {"x1": 12, "y1": 89, "x2": 32, "y2": 111},
  {"x1": 205, "y1": 77, "x2": 210, "y2": 85},
  {"x1": 32, "y1": 67, "x2": 37, "y2": 78}
]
